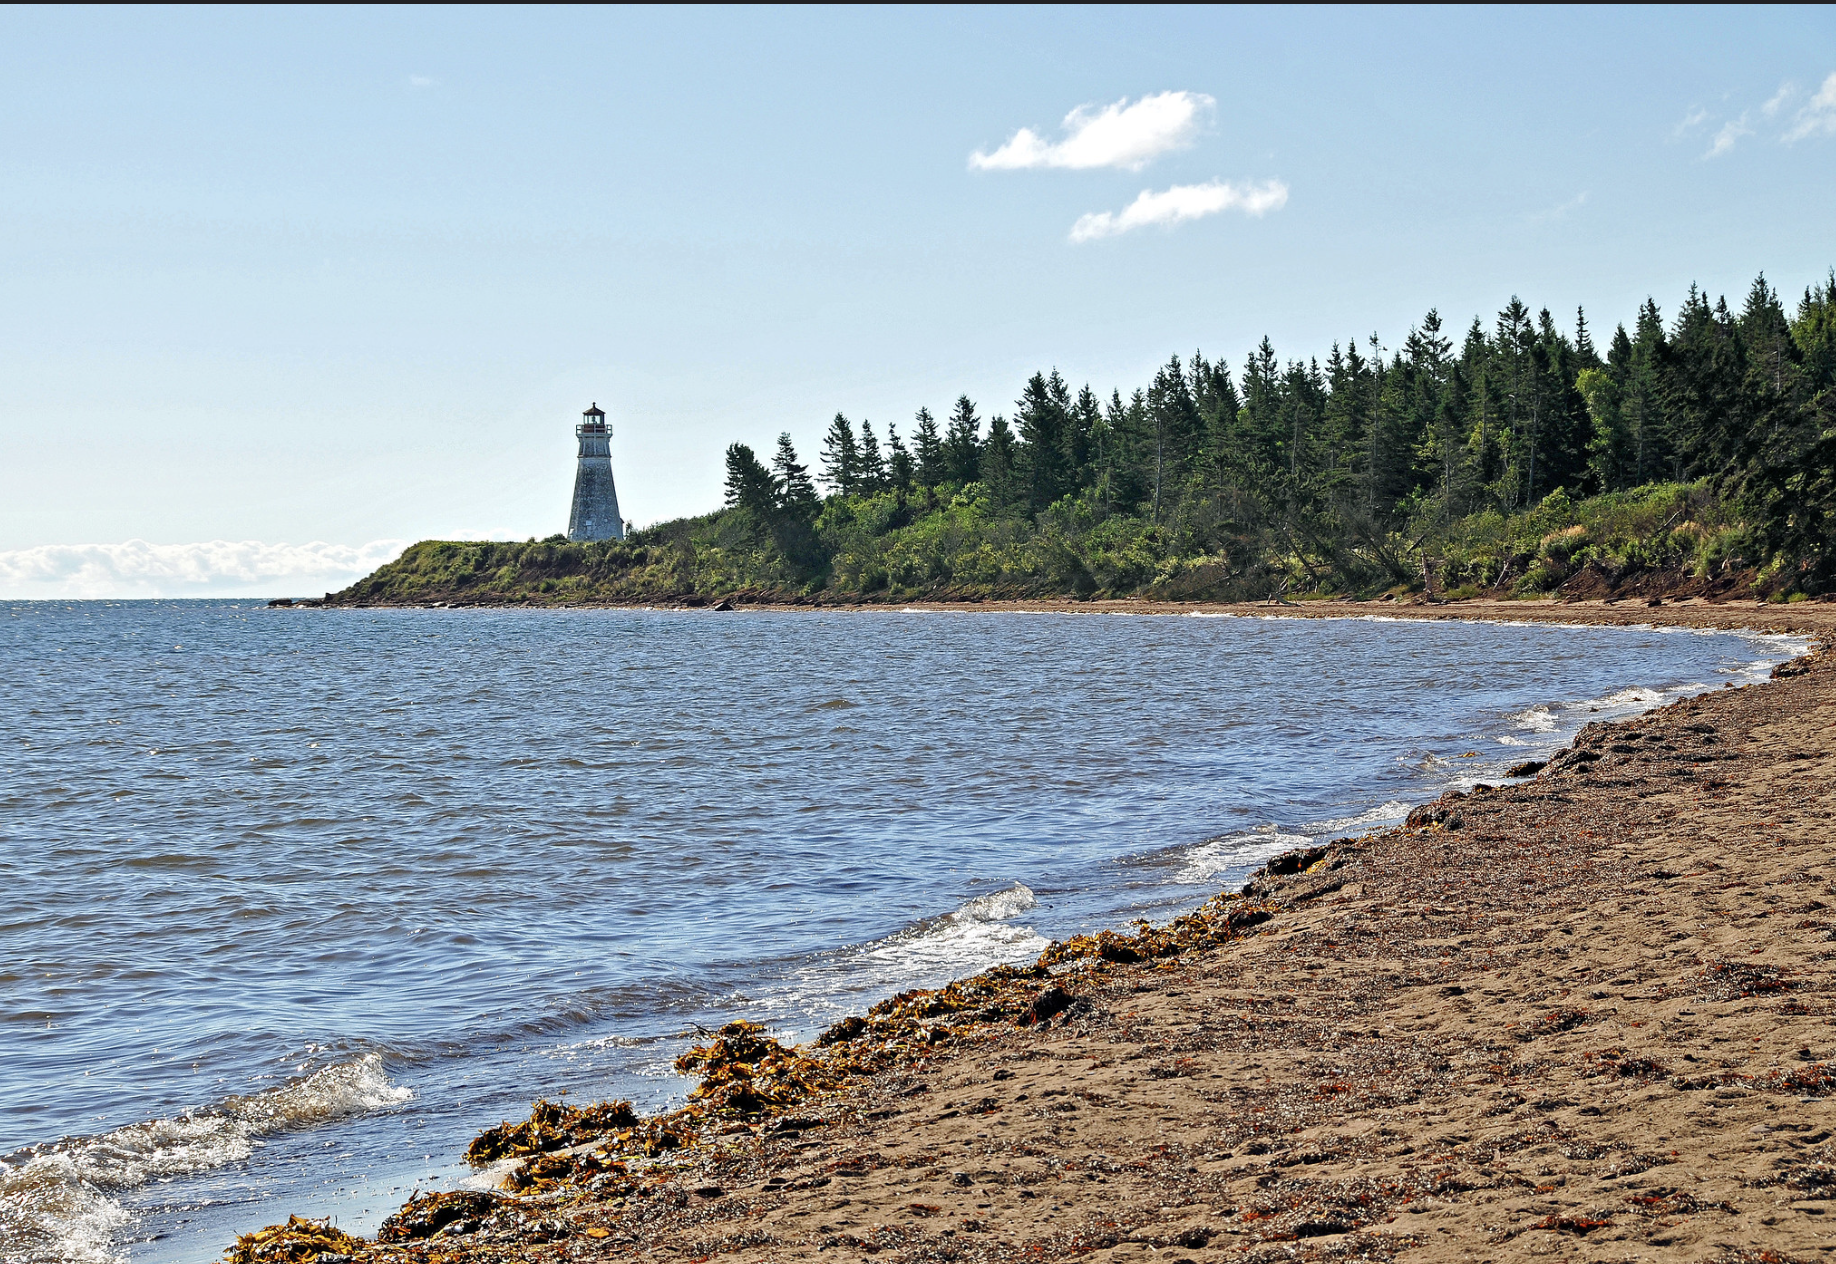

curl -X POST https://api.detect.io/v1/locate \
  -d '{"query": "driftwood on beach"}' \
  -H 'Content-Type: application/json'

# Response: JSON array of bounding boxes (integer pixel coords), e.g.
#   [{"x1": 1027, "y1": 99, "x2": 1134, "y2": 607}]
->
[{"x1": 231, "y1": 603, "x2": 1836, "y2": 1263}]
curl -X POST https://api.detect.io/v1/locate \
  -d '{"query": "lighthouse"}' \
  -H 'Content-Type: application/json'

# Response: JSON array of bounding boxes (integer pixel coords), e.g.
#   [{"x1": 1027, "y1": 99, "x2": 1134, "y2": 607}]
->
[{"x1": 567, "y1": 403, "x2": 624, "y2": 541}]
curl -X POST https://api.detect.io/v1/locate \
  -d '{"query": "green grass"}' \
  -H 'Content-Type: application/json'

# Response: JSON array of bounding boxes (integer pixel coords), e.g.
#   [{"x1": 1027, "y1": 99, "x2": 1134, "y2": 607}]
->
[{"x1": 328, "y1": 480, "x2": 1768, "y2": 606}]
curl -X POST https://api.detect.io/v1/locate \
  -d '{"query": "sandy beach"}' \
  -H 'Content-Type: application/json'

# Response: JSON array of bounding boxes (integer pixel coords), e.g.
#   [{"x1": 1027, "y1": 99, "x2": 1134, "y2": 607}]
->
[{"x1": 236, "y1": 600, "x2": 1836, "y2": 1264}]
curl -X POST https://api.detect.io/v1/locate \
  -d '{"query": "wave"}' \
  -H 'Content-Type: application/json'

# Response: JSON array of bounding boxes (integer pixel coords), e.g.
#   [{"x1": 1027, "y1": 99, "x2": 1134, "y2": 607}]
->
[
  {"x1": 0, "y1": 1054, "x2": 410, "y2": 1264},
  {"x1": 1174, "y1": 825, "x2": 1312, "y2": 885},
  {"x1": 1308, "y1": 799, "x2": 1413, "y2": 836},
  {"x1": 1509, "y1": 703, "x2": 1560, "y2": 733},
  {"x1": 851, "y1": 882, "x2": 1047, "y2": 984},
  {"x1": 1483, "y1": 633, "x2": 1809, "y2": 757},
  {"x1": 761, "y1": 884, "x2": 1048, "y2": 1035},
  {"x1": 1570, "y1": 685, "x2": 1667, "y2": 712}
]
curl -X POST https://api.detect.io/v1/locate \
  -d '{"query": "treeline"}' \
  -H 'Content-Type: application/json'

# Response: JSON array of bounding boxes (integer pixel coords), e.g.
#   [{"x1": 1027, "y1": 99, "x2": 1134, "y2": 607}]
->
[
  {"x1": 330, "y1": 271, "x2": 1836, "y2": 607},
  {"x1": 707, "y1": 270, "x2": 1835, "y2": 597}
]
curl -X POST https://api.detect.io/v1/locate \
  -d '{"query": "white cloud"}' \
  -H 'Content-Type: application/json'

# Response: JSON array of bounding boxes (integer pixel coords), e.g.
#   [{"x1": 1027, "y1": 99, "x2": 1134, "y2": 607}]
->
[
  {"x1": 0, "y1": 539, "x2": 407, "y2": 600},
  {"x1": 1069, "y1": 178, "x2": 1288, "y2": 242},
  {"x1": 1705, "y1": 114, "x2": 1750, "y2": 158},
  {"x1": 970, "y1": 91, "x2": 1213, "y2": 172},
  {"x1": 1785, "y1": 71, "x2": 1836, "y2": 141},
  {"x1": 1672, "y1": 107, "x2": 1709, "y2": 137},
  {"x1": 1762, "y1": 81, "x2": 1795, "y2": 117},
  {"x1": 408, "y1": 75, "x2": 437, "y2": 89}
]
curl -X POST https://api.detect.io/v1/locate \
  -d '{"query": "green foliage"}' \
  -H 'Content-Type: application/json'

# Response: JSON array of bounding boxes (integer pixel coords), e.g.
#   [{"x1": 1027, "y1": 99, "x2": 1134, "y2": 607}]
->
[
  {"x1": 332, "y1": 269, "x2": 1836, "y2": 606},
  {"x1": 1431, "y1": 481, "x2": 1749, "y2": 595}
]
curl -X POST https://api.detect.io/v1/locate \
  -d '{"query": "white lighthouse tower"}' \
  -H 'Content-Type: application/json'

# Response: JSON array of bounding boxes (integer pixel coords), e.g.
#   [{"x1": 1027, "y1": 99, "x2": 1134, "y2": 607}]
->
[{"x1": 567, "y1": 402, "x2": 624, "y2": 541}]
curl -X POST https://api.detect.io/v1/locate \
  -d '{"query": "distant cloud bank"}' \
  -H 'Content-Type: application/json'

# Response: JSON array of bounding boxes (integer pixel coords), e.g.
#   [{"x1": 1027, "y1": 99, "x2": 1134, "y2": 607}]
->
[
  {"x1": 970, "y1": 91, "x2": 1212, "y2": 172},
  {"x1": 1069, "y1": 178, "x2": 1288, "y2": 242},
  {"x1": 0, "y1": 539, "x2": 407, "y2": 599}
]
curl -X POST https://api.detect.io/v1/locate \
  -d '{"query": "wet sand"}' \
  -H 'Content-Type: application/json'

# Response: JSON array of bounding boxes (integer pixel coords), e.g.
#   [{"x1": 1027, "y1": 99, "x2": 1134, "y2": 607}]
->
[{"x1": 238, "y1": 602, "x2": 1836, "y2": 1263}]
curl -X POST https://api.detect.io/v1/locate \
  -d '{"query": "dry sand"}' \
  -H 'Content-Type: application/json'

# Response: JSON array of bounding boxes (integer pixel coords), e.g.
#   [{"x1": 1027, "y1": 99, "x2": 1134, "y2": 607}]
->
[{"x1": 253, "y1": 601, "x2": 1836, "y2": 1264}]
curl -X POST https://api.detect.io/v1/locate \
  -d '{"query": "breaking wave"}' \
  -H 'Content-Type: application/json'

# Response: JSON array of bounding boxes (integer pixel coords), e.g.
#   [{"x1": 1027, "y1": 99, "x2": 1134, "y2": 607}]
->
[
  {"x1": 0, "y1": 1054, "x2": 410, "y2": 1264},
  {"x1": 1171, "y1": 799, "x2": 1413, "y2": 886},
  {"x1": 767, "y1": 884, "x2": 1047, "y2": 1035},
  {"x1": 844, "y1": 882, "x2": 1047, "y2": 990},
  {"x1": 1175, "y1": 826, "x2": 1312, "y2": 885}
]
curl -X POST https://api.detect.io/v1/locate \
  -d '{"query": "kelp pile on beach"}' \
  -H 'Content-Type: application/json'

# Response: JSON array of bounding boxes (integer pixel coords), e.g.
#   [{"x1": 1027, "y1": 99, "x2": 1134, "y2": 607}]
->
[
  {"x1": 221, "y1": 890, "x2": 1287, "y2": 1262},
  {"x1": 466, "y1": 1099, "x2": 639, "y2": 1164},
  {"x1": 228, "y1": 1216, "x2": 365, "y2": 1264},
  {"x1": 469, "y1": 892, "x2": 1283, "y2": 1190}
]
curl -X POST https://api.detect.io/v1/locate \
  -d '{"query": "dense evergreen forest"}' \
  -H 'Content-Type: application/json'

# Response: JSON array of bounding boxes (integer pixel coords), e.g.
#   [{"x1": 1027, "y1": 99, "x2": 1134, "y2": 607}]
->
[{"x1": 332, "y1": 272, "x2": 1836, "y2": 607}]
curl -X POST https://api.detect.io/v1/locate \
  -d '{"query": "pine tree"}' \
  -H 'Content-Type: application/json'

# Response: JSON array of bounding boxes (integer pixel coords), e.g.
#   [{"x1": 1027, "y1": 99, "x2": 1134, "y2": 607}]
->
[
  {"x1": 1748, "y1": 274, "x2": 1836, "y2": 587},
  {"x1": 944, "y1": 396, "x2": 982, "y2": 485},
  {"x1": 857, "y1": 419, "x2": 888, "y2": 492},
  {"x1": 1494, "y1": 297, "x2": 1536, "y2": 508},
  {"x1": 1145, "y1": 357, "x2": 1203, "y2": 520},
  {"x1": 982, "y1": 413, "x2": 1019, "y2": 507},
  {"x1": 1107, "y1": 388, "x2": 1152, "y2": 514},
  {"x1": 1068, "y1": 384, "x2": 1101, "y2": 489},
  {"x1": 772, "y1": 433, "x2": 819, "y2": 516},
  {"x1": 886, "y1": 422, "x2": 914, "y2": 492},
  {"x1": 1535, "y1": 308, "x2": 1592, "y2": 496},
  {"x1": 723, "y1": 443, "x2": 779, "y2": 521},
  {"x1": 1241, "y1": 339, "x2": 1286, "y2": 473},
  {"x1": 1194, "y1": 355, "x2": 1244, "y2": 510},
  {"x1": 821, "y1": 413, "x2": 860, "y2": 496},
  {"x1": 1574, "y1": 306, "x2": 1600, "y2": 369},
  {"x1": 1016, "y1": 371, "x2": 1069, "y2": 512},
  {"x1": 1627, "y1": 300, "x2": 1671, "y2": 483},
  {"x1": 911, "y1": 407, "x2": 946, "y2": 486}
]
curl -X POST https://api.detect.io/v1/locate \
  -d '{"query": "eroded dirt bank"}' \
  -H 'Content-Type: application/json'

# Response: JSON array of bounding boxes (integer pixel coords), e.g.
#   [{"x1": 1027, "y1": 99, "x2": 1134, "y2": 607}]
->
[{"x1": 237, "y1": 611, "x2": 1836, "y2": 1264}]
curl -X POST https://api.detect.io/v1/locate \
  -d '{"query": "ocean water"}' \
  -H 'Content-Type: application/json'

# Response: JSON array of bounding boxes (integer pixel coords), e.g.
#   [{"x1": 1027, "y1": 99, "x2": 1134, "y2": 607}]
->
[{"x1": 0, "y1": 601, "x2": 1802, "y2": 1263}]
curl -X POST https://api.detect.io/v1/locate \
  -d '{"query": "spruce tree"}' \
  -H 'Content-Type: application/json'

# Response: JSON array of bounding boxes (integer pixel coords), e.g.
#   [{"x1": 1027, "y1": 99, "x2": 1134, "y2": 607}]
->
[
  {"x1": 982, "y1": 414, "x2": 1020, "y2": 507},
  {"x1": 911, "y1": 407, "x2": 946, "y2": 486},
  {"x1": 1068, "y1": 384, "x2": 1102, "y2": 489},
  {"x1": 1106, "y1": 388, "x2": 1152, "y2": 514},
  {"x1": 723, "y1": 443, "x2": 779, "y2": 522},
  {"x1": 772, "y1": 433, "x2": 819, "y2": 516},
  {"x1": 944, "y1": 396, "x2": 983, "y2": 485},
  {"x1": 886, "y1": 422, "x2": 914, "y2": 492},
  {"x1": 821, "y1": 413, "x2": 860, "y2": 496},
  {"x1": 1574, "y1": 306, "x2": 1600, "y2": 368},
  {"x1": 857, "y1": 419, "x2": 888, "y2": 492},
  {"x1": 1016, "y1": 371, "x2": 1069, "y2": 512},
  {"x1": 1627, "y1": 300, "x2": 1671, "y2": 483}
]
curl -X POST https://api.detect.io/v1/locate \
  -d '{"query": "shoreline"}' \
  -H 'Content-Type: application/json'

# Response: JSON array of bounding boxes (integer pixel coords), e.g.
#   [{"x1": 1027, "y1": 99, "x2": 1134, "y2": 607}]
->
[
  {"x1": 224, "y1": 606, "x2": 1836, "y2": 1262},
  {"x1": 292, "y1": 592, "x2": 1836, "y2": 637}
]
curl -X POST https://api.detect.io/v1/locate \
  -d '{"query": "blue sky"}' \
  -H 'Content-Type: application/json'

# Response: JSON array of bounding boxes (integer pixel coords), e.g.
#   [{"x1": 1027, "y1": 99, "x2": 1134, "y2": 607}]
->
[{"x1": 2, "y1": 5, "x2": 1832, "y2": 595}]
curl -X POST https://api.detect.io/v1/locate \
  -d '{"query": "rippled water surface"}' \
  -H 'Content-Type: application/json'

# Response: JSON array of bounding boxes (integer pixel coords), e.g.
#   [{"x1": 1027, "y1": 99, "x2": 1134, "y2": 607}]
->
[{"x1": 0, "y1": 601, "x2": 1800, "y2": 1262}]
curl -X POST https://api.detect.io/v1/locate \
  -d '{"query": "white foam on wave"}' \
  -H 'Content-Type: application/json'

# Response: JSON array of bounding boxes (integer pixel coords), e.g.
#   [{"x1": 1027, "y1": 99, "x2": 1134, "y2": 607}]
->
[
  {"x1": 0, "y1": 1053, "x2": 409, "y2": 1264},
  {"x1": 1482, "y1": 632, "x2": 1811, "y2": 755},
  {"x1": 1510, "y1": 703, "x2": 1559, "y2": 733},
  {"x1": 1172, "y1": 799, "x2": 1413, "y2": 887},
  {"x1": 1175, "y1": 825, "x2": 1311, "y2": 885},
  {"x1": 761, "y1": 884, "x2": 1048, "y2": 1036},
  {"x1": 1571, "y1": 685, "x2": 1666, "y2": 712},
  {"x1": 1309, "y1": 799, "x2": 1413, "y2": 836},
  {"x1": 856, "y1": 882, "x2": 1047, "y2": 979}
]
